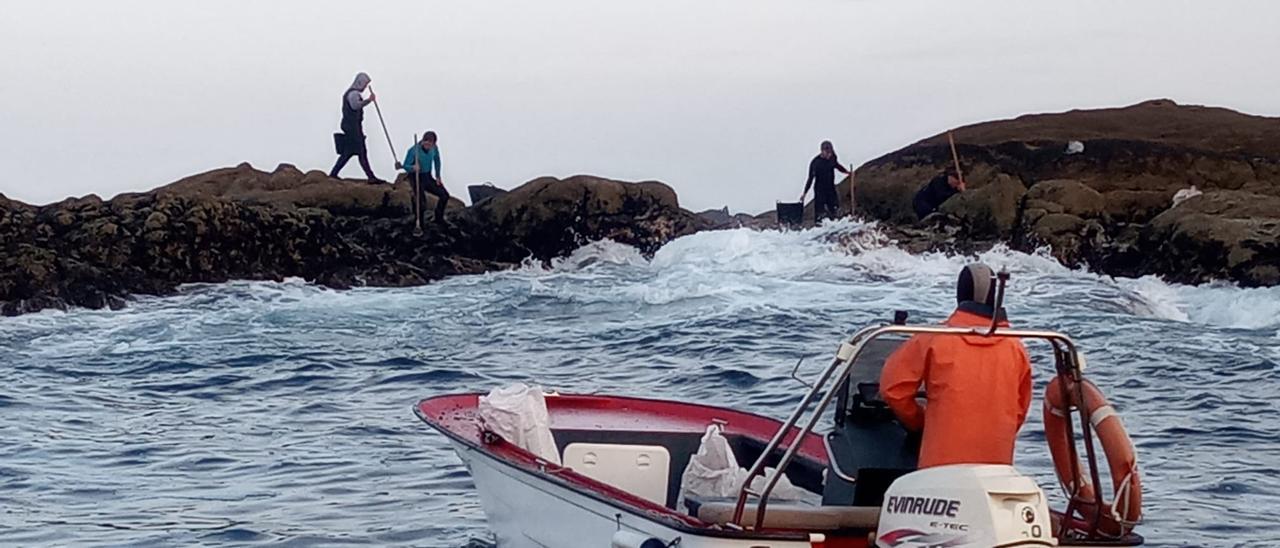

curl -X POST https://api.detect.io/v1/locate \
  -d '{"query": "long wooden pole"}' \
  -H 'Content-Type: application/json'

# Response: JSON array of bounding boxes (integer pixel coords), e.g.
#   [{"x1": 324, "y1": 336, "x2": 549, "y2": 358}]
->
[
  {"x1": 848, "y1": 163, "x2": 856, "y2": 217},
  {"x1": 369, "y1": 85, "x2": 397, "y2": 163},
  {"x1": 947, "y1": 131, "x2": 964, "y2": 183},
  {"x1": 412, "y1": 133, "x2": 423, "y2": 234}
]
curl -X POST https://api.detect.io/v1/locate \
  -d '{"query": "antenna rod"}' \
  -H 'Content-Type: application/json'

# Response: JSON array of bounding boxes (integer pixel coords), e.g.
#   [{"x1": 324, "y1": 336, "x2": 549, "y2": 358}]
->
[{"x1": 986, "y1": 269, "x2": 1010, "y2": 336}]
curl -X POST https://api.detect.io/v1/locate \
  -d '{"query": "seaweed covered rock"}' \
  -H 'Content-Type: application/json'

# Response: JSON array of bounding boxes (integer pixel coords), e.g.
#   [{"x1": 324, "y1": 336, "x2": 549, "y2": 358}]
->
[
  {"x1": 1140, "y1": 191, "x2": 1280, "y2": 286},
  {"x1": 848, "y1": 100, "x2": 1280, "y2": 285},
  {"x1": 0, "y1": 167, "x2": 702, "y2": 315},
  {"x1": 936, "y1": 174, "x2": 1027, "y2": 238},
  {"x1": 466, "y1": 175, "x2": 704, "y2": 259}
]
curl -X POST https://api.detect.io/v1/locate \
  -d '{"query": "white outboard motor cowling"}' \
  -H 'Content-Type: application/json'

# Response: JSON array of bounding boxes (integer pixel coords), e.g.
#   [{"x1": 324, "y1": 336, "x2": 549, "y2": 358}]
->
[
  {"x1": 611, "y1": 530, "x2": 667, "y2": 548},
  {"x1": 876, "y1": 465, "x2": 1056, "y2": 547}
]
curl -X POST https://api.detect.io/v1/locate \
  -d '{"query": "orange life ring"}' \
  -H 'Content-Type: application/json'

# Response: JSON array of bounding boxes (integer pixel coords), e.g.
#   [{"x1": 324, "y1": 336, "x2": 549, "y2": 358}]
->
[{"x1": 1043, "y1": 376, "x2": 1142, "y2": 537}]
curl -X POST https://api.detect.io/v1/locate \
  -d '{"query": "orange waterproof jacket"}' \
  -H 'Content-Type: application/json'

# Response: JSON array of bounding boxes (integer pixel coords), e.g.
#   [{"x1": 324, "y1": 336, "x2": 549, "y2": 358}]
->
[{"x1": 880, "y1": 309, "x2": 1033, "y2": 468}]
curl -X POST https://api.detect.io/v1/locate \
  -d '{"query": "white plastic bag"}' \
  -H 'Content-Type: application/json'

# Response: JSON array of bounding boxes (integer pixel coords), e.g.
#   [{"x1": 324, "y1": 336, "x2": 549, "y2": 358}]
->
[
  {"x1": 1172, "y1": 185, "x2": 1203, "y2": 207},
  {"x1": 478, "y1": 383, "x2": 561, "y2": 465},
  {"x1": 680, "y1": 424, "x2": 744, "y2": 501},
  {"x1": 751, "y1": 467, "x2": 820, "y2": 505},
  {"x1": 678, "y1": 424, "x2": 819, "y2": 506}
]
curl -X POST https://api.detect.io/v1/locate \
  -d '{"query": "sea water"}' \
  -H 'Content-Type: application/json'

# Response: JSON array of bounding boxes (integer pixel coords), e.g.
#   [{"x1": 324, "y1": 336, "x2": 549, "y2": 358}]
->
[{"x1": 2, "y1": 220, "x2": 1277, "y2": 546}]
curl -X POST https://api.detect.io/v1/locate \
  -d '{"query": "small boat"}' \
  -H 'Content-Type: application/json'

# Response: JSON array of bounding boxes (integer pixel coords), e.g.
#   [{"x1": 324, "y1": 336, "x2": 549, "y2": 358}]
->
[{"x1": 416, "y1": 275, "x2": 1144, "y2": 547}]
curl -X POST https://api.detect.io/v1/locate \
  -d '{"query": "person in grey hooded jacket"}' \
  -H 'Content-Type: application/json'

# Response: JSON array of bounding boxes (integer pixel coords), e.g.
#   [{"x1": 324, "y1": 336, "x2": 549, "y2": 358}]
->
[{"x1": 329, "y1": 72, "x2": 383, "y2": 182}]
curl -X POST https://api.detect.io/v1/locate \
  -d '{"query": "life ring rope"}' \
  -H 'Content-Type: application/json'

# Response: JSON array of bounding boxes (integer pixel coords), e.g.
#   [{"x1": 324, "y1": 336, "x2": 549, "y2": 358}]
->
[{"x1": 1111, "y1": 468, "x2": 1140, "y2": 528}]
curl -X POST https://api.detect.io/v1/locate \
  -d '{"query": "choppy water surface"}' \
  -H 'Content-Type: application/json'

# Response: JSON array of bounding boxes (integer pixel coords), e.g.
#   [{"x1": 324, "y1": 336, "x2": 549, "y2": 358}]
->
[{"x1": 3, "y1": 220, "x2": 1278, "y2": 547}]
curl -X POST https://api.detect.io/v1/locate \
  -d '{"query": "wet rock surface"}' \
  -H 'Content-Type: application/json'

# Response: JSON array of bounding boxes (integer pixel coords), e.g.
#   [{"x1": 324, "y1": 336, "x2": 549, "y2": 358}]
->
[
  {"x1": 845, "y1": 100, "x2": 1280, "y2": 286},
  {"x1": 0, "y1": 165, "x2": 703, "y2": 315},
  {"x1": 1140, "y1": 191, "x2": 1280, "y2": 287}
]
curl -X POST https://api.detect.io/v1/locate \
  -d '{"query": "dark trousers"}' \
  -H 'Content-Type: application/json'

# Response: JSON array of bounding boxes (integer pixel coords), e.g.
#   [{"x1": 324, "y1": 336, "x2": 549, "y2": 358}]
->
[
  {"x1": 414, "y1": 173, "x2": 450, "y2": 222},
  {"x1": 814, "y1": 184, "x2": 840, "y2": 221},
  {"x1": 329, "y1": 131, "x2": 377, "y2": 180}
]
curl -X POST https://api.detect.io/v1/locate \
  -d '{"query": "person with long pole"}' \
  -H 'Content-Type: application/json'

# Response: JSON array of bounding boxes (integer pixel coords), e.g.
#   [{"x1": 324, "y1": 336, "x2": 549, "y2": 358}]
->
[
  {"x1": 329, "y1": 72, "x2": 386, "y2": 183},
  {"x1": 399, "y1": 131, "x2": 451, "y2": 230},
  {"x1": 911, "y1": 132, "x2": 967, "y2": 219}
]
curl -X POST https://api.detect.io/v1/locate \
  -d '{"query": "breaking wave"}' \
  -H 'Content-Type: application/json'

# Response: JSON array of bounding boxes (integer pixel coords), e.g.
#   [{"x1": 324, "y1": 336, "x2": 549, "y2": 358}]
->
[{"x1": 507, "y1": 219, "x2": 1280, "y2": 331}]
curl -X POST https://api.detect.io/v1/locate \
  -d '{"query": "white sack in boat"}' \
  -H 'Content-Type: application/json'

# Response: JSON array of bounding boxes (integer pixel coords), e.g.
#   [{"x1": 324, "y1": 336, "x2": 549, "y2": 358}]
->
[
  {"x1": 679, "y1": 424, "x2": 817, "y2": 507},
  {"x1": 680, "y1": 424, "x2": 741, "y2": 500},
  {"x1": 478, "y1": 383, "x2": 562, "y2": 465}
]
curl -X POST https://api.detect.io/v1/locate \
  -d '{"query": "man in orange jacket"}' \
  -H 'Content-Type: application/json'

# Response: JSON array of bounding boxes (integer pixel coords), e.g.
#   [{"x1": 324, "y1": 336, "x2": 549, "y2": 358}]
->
[{"x1": 880, "y1": 264, "x2": 1033, "y2": 468}]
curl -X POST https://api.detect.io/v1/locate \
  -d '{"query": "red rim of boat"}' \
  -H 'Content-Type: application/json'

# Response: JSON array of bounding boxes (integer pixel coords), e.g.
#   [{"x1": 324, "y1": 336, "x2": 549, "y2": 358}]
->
[{"x1": 414, "y1": 392, "x2": 842, "y2": 541}]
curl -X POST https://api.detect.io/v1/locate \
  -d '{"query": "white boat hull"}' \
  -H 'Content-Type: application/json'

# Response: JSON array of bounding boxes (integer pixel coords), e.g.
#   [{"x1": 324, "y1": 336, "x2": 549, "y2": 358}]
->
[{"x1": 454, "y1": 440, "x2": 818, "y2": 548}]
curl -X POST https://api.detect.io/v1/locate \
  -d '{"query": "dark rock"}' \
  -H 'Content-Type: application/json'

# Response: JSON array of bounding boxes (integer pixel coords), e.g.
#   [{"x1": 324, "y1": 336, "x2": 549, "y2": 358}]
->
[
  {"x1": 853, "y1": 164, "x2": 937, "y2": 225},
  {"x1": 1024, "y1": 180, "x2": 1104, "y2": 219},
  {"x1": 846, "y1": 100, "x2": 1280, "y2": 286},
  {"x1": 1, "y1": 167, "x2": 701, "y2": 315},
  {"x1": 467, "y1": 183, "x2": 507, "y2": 205},
  {"x1": 937, "y1": 174, "x2": 1027, "y2": 238},
  {"x1": 1139, "y1": 191, "x2": 1280, "y2": 286},
  {"x1": 696, "y1": 207, "x2": 734, "y2": 228},
  {"x1": 1101, "y1": 190, "x2": 1175, "y2": 223},
  {"x1": 466, "y1": 175, "x2": 703, "y2": 260},
  {"x1": 696, "y1": 207, "x2": 768, "y2": 230}
]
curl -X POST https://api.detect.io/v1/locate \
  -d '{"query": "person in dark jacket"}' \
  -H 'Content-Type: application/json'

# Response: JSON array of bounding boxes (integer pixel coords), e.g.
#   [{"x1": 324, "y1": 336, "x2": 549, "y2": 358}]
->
[
  {"x1": 398, "y1": 131, "x2": 449, "y2": 225},
  {"x1": 329, "y1": 72, "x2": 383, "y2": 182},
  {"x1": 802, "y1": 141, "x2": 851, "y2": 222},
  {"x1": 912, "y1": 167, "x2": 966, "y2": 219}
]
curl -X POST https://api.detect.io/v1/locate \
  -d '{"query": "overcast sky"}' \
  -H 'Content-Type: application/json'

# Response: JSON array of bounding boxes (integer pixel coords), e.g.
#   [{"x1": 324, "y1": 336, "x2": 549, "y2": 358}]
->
[{"x1": 2, "y1": 0, "x2": 1278, "y2": 213}]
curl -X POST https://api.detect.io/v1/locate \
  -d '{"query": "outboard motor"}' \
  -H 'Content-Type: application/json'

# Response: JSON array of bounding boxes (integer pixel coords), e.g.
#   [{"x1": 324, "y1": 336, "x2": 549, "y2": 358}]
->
[
  {"x1": 611, "y1": 531, "x2": 667, "y2": 548},
  {"x1": 876, "y1": 465, "x2": 1056, "y2": 547}
]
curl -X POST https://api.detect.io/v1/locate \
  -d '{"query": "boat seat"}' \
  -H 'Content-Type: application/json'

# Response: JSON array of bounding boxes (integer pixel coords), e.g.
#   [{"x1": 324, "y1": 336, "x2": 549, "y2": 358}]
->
[
  {"x1": 688, "y1": 499, "x2": 880, "y2": 530},
  {"x1": 562, "y1": 443, "x2": 671, "y2": 505}
]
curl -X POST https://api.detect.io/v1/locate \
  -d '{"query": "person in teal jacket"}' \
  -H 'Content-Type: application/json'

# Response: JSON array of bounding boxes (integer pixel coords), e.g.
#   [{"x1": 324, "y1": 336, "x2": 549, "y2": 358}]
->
[{"x1": 397, "y1": 131, "x2": 449, "y2": 225}]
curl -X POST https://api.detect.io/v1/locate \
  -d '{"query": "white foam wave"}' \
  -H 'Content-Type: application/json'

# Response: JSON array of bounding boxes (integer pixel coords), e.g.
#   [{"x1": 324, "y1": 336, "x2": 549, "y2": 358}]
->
[
  {"x1": 1112, "y1": 276, "x2": 1192, "y2": 322},
  {"x1": 1126, "y1": 280, "x2": 1280, "y2": 330},
  {"x1": 16, "y1": 219, "x2": 1274, "y2": 332},
  {"x1": 487, "y1": 219, "x2": 1280, "y2": 331},
  {"x1": 548, "y1": 239, "x2": 649, "y2": 271}
]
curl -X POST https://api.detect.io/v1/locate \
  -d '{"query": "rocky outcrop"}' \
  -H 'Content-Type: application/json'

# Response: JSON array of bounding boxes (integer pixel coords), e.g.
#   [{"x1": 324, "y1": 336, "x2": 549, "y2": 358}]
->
[
  {"x1": 848, "y1": 100, "x2": 1280, "y2": 286},
  {"x1": 937, "y1": 174, "x2": 1027, "y2": 238},
  {"x1": 1140, "y1": 191, "x2": 1280, "y2": 286},
  {"x1": 693, "y1": 207, "x2": 775, "y2": 230},
  {"x1": 466, "y1": 175, "x2": 702, "y2": 260},
  {"x1": 7, "y1": 100, "x2": 1278, "y2": 316},
  {"x1": 0, "y1": 164, "x2": 703, "y2": 315}
]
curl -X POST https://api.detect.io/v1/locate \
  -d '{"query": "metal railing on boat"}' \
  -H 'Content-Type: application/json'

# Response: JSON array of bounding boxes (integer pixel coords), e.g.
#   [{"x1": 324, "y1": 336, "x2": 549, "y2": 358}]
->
[{"x1": 730, "y1": 273, "x2": 1112, "y2": 539}]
